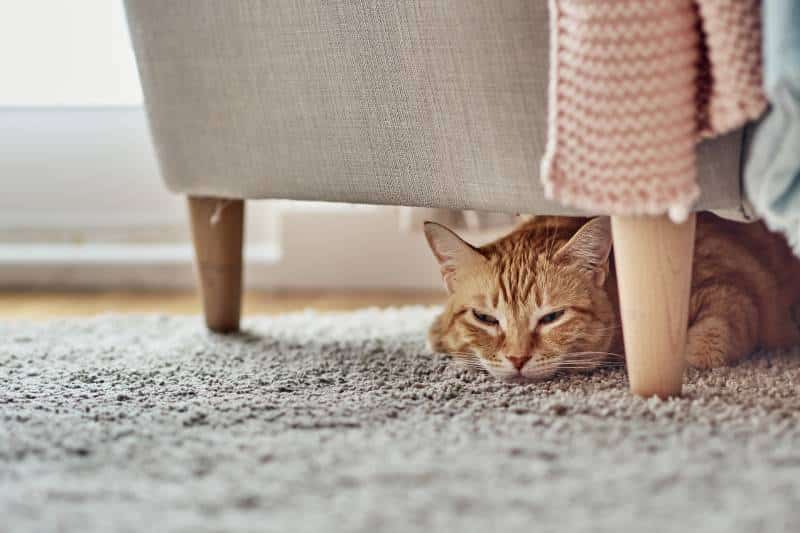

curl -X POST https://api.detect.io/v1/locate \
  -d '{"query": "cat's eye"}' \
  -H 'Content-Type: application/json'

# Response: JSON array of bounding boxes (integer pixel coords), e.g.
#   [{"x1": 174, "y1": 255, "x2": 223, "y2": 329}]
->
[
  {"x1": 472, "y1": 309, "x2": 499, "y2": 325},
  {"x1": 538, "y1": 309, "x2": 565, "y2": 325}
]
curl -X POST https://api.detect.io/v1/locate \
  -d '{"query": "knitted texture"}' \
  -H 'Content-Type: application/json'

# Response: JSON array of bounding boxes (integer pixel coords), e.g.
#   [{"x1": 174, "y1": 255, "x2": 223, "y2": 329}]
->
[
  {"x1": 542, "y1": 0, "x2": 766, "y2": 219},
  {"x1": 696, "y1": 0, "x2": 766, "y2": 136}
]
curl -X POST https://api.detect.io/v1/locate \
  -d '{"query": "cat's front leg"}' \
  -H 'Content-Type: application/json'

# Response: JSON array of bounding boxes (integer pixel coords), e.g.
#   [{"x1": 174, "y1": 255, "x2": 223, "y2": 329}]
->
[{"x1": 685, "y1": 285, "x2": 759, "y2": 369}]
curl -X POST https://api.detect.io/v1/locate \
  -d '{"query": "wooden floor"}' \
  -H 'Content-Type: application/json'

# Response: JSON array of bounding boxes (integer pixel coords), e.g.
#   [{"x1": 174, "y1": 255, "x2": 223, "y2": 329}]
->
[{"x1": 0, "y1": 290, "x2": 445, "y2": 320}]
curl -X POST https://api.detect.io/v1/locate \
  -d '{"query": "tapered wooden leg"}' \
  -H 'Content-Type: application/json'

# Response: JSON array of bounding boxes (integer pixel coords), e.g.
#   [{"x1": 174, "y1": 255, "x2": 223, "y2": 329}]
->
[
  {"x1": 611, "y1": 214, "x2": 695, "y2": 398},
  {"x1": 188, "y1": 197, "x2": 244, "y2": 333}
]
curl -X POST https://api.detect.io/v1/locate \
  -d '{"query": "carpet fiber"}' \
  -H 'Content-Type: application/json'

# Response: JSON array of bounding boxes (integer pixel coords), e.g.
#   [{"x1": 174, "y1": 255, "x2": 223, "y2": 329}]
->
[{"x1": 2, "y1": 308, "x2": 800, "y2": 533}]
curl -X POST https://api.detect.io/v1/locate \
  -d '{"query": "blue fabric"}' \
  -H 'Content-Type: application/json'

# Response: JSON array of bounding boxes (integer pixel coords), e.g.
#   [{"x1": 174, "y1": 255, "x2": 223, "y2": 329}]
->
[{"x1": 744, "y1": 1, "x2": 800, "y2": 254}]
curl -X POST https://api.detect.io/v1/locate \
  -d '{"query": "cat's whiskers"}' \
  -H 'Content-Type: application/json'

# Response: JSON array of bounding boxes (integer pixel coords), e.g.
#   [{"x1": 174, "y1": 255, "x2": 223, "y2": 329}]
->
[
  {"x1": 442, "y1": 350, "x2": 481, "y2": 360},
  {"x1": 588, "y1": 325, "x2": 623, "y2": 333},
  {"x1": 559, "y1": 351, "x2": 625, "y2": 369},
  {"x1": 554, "y1": 360, "x2": 622, "y2": 366},
  {"x1": 561, "y1": 350, "x2": 625, "y2": 360},
  {"x1": 443, "y1": 348, "x2": 626, "y2": 377},
  {"x1": 441, "y1": 351, "x2": 488, "y2": 372},
  {"x1": 511, "y1": 352, "x2": 625, "y2": 377}
]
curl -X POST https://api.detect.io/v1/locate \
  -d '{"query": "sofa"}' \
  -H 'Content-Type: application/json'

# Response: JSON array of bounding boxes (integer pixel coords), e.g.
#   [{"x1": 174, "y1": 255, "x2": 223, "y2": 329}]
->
[{"x1": 124, "y1": 0, "x2": 753, "y2": 397}]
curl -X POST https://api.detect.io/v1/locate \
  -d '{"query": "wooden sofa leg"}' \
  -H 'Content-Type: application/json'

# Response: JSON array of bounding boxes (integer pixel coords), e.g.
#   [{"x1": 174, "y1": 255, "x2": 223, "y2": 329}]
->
[
  {"x1": 188, "y1": 197, "x2": 245, "y2": 333},
  {"x1": 611, "y1": 214, "x2": 695, "y2": 398}
]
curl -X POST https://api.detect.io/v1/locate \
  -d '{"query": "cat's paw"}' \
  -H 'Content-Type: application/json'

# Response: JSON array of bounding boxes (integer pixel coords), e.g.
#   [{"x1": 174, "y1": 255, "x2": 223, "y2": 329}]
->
[
  {"x1": 685, "y1": 317, "x2": 730, "y2": 369},
  {"x1": 686, "y1": 349, "x2": 727, "y2": 369}
]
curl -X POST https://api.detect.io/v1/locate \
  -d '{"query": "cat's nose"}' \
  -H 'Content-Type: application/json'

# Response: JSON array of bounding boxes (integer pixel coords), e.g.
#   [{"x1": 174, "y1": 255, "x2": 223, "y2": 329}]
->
[{"x1": 507, "y1": 354, "x2": 531, "y2": 370}]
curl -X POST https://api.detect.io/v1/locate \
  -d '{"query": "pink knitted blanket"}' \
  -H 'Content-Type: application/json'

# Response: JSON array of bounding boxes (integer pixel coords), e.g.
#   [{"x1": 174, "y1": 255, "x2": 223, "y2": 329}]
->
[{"x1": 541, "y1": 0, "x2": 766, "y2": 220}]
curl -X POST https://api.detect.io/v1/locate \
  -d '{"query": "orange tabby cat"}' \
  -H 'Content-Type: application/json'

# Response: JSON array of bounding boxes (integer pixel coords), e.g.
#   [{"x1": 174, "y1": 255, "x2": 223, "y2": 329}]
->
[{"x1": 425, "y1": 213, "x2": 800, "y2": 382}]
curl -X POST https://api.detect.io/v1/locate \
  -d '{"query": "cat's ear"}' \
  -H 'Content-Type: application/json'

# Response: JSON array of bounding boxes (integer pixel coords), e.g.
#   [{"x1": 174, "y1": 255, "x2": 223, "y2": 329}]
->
[
  {"x1": 553, "y1": 217, "x2": 612, "y2": 286},
  {"x1": 424, "y1": 222, "x2": 485, "y2": 293}
]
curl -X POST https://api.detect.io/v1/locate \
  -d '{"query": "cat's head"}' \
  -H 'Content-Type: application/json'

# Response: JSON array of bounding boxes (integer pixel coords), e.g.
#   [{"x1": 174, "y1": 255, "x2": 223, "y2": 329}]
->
[{"x1": 424, "y1": 217, "x2": 618, "y2": 382}]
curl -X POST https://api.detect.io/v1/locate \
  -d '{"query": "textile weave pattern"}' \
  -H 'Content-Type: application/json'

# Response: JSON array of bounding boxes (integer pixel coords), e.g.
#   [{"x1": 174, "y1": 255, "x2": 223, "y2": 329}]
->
[{"x1": 542, "y1": 0, "x2": 766, "y2": 219}]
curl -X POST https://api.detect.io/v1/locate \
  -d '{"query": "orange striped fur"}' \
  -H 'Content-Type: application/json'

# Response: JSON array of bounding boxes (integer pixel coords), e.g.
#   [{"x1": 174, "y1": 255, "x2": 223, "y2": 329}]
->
[{"x1": 425, "y1": 213, "x2": 800, "y2": 382}]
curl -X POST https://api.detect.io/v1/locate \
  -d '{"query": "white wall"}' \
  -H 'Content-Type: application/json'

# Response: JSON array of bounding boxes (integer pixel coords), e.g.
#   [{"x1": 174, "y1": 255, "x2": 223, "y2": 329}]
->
[
  {"x1": 0, "y1": 0, "x2": 142, "y2": 106},
  {"x1": 0, "y1": 108, "x2": 179, "y2": 236},
  {"x1": 0, "y1": 107, "x2": 274, "y2": 245}
]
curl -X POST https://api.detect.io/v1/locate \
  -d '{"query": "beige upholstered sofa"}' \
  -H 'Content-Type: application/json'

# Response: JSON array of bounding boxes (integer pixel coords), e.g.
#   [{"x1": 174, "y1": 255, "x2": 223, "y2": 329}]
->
[{"x1": 124, "y1": 1, "x2": 752, "y2": 397}]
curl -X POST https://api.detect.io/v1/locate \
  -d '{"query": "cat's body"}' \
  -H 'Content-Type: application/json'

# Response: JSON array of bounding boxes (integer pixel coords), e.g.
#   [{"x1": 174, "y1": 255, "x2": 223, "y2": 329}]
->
[{"x1": 425, "y1": 213, "x2": 800, "y2": 382}]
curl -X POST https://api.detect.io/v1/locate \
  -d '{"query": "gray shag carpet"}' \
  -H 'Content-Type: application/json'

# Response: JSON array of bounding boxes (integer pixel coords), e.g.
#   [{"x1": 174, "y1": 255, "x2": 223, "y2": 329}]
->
[{"x1": 2, "y1": 308, "x2": 800, "y2": 533}]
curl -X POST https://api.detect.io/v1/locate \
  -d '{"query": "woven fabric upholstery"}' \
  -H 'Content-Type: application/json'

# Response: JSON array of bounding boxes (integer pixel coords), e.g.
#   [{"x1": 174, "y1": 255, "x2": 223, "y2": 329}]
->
[{"x1": 125, "y1": 0, "x2": 744, "y2": 215}]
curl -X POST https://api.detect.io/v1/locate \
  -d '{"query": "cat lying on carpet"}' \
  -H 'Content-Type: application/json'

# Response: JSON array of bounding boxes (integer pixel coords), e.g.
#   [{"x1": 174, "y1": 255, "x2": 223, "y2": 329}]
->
[{"x1": 424, "y1": 213, "x2": 800, "y2": 382}]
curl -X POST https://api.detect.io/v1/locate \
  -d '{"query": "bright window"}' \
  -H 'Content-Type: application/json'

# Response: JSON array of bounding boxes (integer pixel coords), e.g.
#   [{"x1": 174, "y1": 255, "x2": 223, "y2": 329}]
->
[{"x1": 0, "y1": 0, "x2": 141, "y2": 106}]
